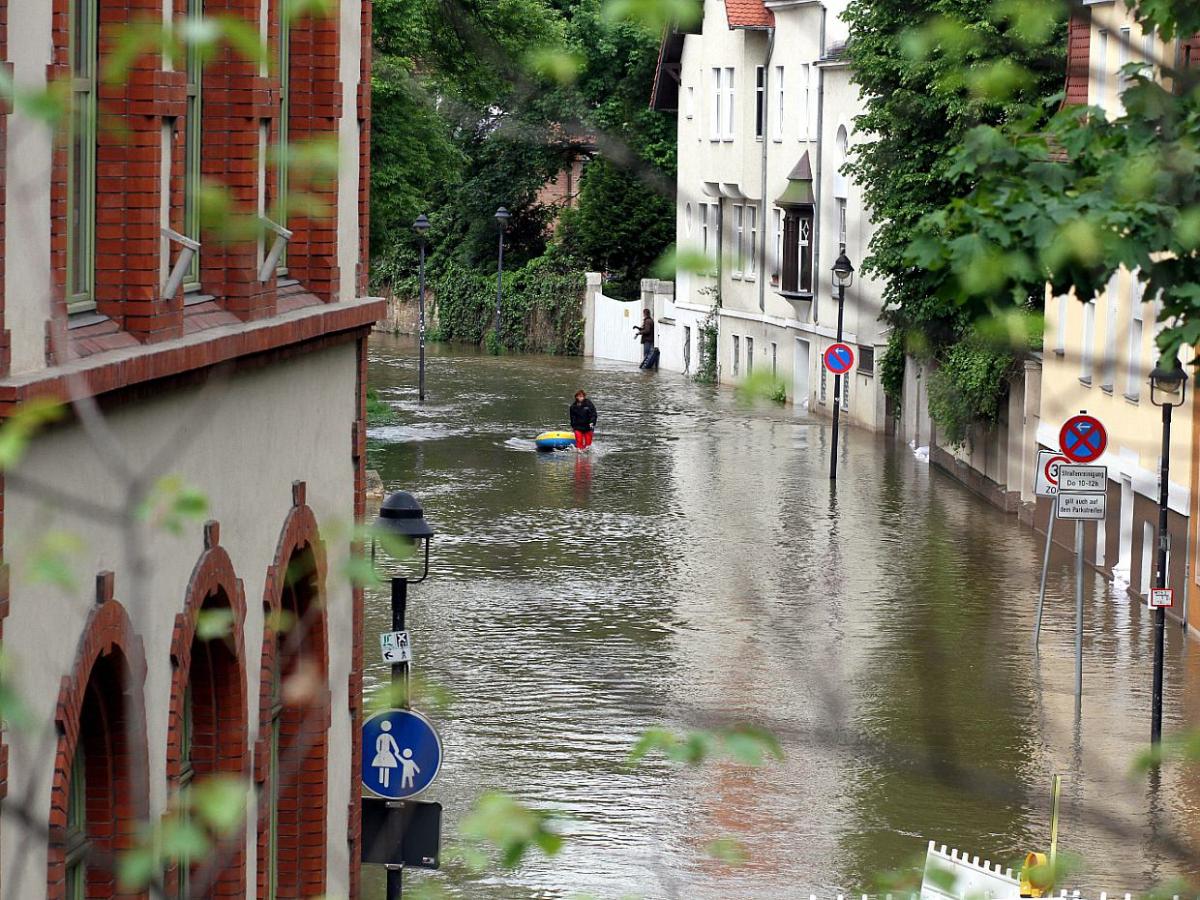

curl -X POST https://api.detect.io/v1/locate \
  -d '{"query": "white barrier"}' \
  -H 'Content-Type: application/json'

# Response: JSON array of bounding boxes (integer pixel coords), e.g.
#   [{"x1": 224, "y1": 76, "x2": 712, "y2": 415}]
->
[
  {"x1": 591, "y1": 290, "x2": 643, "y2": 364},
  {"x1": 920, "y1": 841, "x2": 1019, "y2": 899}
]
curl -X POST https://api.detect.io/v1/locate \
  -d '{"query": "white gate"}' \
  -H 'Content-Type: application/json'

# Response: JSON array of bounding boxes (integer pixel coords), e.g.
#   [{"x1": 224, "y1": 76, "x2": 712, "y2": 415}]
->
[{"x1": 592, "y1": 292, "x2": 643, "y2": 363}]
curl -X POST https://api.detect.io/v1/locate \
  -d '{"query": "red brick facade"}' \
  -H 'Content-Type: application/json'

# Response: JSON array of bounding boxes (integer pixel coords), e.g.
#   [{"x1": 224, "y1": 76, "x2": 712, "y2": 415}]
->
[
  {"x1": 1064, "y1": 7, "x2": 1091, "y2": 106},
  {"x1": 165, "y1": 522, "x2": 250, "y2": 897},
  {"x1": 255, "y1": 483, "x2": 330, "y2": 899},
  {"x1": 47, "y1": 586, "x2": 150, "y2": 900}
]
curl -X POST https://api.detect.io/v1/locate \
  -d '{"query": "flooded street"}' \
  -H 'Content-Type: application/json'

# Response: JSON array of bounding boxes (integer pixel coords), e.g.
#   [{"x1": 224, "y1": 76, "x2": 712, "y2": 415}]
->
[{"x1": 363, "y1": 334, "x2": 1200, "y2": 898}]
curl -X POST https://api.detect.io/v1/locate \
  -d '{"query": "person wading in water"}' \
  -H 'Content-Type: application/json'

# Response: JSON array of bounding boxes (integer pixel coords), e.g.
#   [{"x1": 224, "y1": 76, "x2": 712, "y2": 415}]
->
[{"x1": 570, "y1": 390, "x2": 598, "y2": 451}]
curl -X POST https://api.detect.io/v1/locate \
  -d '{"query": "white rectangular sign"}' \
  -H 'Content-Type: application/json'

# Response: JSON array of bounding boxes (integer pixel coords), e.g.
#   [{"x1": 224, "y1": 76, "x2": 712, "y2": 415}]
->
[
  {"x1": 1057, "y1": 492, "x2": 1107, "y2": 520},
  {"x1": 1058, "y1": 465, "x2": 1107, "y2": 493},
  {"x1": 1034, "y1": 450, "x2": 1060, "y2": 497},
  {"x1": 1150, "y1": 588, "x2": 1174, "y2": 609},
  {"x1": 379, "y1": 630, "x2": 412, "y2": 664}
]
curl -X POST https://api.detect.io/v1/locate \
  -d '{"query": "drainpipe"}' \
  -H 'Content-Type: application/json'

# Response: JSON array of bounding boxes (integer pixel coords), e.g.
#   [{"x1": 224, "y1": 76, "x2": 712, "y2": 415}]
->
[
  {"x1": 811, "y1": 6, "x2": 827, "y2": 326},
  {"x1": 758, "y1": 26, "x2": 776, "y2": 314}
]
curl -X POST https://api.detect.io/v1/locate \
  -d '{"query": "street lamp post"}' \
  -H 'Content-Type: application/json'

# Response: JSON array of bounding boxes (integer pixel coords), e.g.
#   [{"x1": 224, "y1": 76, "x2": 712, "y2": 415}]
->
[
  {"x1": 413, "y1": 214, "x2": 430, "y2": 403},
  {"x1": 829, "y1": 248, "x2": 855, "y2": 481},
  {"x1": 374, "y1": 491, "x2": 435, "y2": 899},
  {"x1": 493, "y1": 207, "x2": 511, "y2": 342},
  {"x1": 1149, "y1": 357, "x2": 1187, "y2": 746}
]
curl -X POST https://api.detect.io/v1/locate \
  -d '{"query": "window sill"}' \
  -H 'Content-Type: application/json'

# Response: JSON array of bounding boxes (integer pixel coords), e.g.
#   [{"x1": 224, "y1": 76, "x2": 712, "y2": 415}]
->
[
  {"x1": 68, "y1": 310, "x2": 109, "y2": 330},
  {"x1": 1100, "y1": 384, "x2": 1114, "y2": 395},
  {"x1": 1124, "y1": 392, "x2": 1141, "y2": 404},
  {"x1": 776, "y1": 289, "x2": 814, "y2": 301},
  {"x1": 1054, "y1": 349, "x2": 1065, "y2": 357},
  {"x1": 1079, "y1": 376, "x2": 1093, "y2": 387}
]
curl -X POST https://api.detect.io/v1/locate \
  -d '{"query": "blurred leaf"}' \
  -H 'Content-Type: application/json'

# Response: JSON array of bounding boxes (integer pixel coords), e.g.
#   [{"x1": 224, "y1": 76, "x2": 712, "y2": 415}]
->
[
  {"x1": 526, "y1": 48, "x2": 584, "y2": 85},
  {"x1": 652, "y1": 245, "x2": 712, "y2": 279},
  {"x1": 265, "y1": 609, "x2": 297, "y2": 634},
  {"x1": 138, "y1": 475, "x2": 209, "y2": 536},
  {"x1": 191, "y1": 775, "x2": 248, "y2": 834},
  {"x1": 0, "y1": 647, "x2": 33, "y2": 730},
  {"x1": 27, "y1": 530, "x2": 84, "y2": 590},
  {"x1": 0, "y1": 398, "x2": 65, "y2": 469},
  {"x1": 602, "y1": 0, "x2": 700, "y2": 32},
  {"x1": 459, "y1": 791, "x2": 563, "y2": 869},
  {"x1": 705, "y1": 837, "x2": 749, "y2": 865},
  {"x1": 196, "y1": 608, "x2": 235, "y2": 641}
]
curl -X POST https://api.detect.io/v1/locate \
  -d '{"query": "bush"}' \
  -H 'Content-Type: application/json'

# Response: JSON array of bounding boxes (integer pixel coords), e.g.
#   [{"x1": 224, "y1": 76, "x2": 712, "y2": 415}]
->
[{"x1": 926, "y1": 343, "x2": 1017, "y2": 447}]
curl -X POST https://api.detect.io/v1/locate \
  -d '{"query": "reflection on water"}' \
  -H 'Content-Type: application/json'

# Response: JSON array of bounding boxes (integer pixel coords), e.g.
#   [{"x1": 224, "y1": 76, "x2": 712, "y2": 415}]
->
[{"x1": 363, "y1": 334, "x2": 1200, "y2": 898}]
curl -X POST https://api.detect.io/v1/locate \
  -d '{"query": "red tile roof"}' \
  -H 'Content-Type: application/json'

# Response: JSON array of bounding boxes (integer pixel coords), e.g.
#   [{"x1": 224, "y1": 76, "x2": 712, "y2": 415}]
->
[{"x1": 725, "y1": 0, "x2": 774, "y2": 28}]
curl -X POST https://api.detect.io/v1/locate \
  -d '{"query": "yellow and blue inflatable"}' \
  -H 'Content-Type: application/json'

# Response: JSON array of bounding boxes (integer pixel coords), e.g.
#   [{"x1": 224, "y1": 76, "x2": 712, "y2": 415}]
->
[{"x1": 535, "y1": 430, "x2": 576, "y2": 452}]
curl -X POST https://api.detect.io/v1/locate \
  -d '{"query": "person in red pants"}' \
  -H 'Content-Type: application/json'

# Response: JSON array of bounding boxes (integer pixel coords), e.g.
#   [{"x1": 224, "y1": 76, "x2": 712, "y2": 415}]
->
[{"x1": 569, "y1": 390, "x2": 597, "y2": 450}]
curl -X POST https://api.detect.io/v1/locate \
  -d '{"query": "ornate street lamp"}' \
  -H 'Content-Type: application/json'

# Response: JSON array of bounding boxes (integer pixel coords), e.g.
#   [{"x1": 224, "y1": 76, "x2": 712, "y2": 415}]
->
[
  {"x1": 413, "y1": 214, "x2": 430, "y2": 402},
  {"x1": 1148, "y1": 356, "x2": 1187, "y2": 745},
  {"x1": 493, "y1": 207, "x2": 511, "y2": 341},
  {"x1": 829, "y1": 248, "x2": 855, "y2": 481},
  {"x1": 373, "y1": 490, "x2": 435, "y2": 898}
]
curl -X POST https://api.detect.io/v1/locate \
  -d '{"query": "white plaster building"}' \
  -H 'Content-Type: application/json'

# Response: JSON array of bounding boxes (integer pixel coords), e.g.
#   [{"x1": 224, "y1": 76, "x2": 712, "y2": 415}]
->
[{"x1": 651, "y1": 0, "x2": 888, "y2": 429}]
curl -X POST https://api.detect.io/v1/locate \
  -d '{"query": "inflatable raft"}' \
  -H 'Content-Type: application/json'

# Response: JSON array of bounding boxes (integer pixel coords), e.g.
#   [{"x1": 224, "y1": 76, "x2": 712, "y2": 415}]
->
[{"x1": 535, "y1": 430, "x2": 576, "y2": 452}]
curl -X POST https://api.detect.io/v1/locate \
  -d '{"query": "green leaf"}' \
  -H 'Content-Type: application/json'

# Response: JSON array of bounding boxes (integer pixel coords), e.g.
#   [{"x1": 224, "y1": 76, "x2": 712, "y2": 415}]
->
[
  {"x1": 195, "y1": 608, "x2": 235, "y2": 641},
  {"x1": 191, "y1": 775, "x2": 249, "y2": 834},
  {"x1": 0, "y1": 398, "x2": 65, "y2": 469}
]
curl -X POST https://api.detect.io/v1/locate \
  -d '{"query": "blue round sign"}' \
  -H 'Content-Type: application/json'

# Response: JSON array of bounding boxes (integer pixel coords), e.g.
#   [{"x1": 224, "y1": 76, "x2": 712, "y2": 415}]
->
[{"x1": 361, "y1": 708, "x2": 442, "y2": 800}]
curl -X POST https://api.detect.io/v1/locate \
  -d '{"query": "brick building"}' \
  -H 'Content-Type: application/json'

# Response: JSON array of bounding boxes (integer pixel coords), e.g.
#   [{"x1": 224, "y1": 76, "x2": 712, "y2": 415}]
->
[{"x1": 0, "y1": 0, "x2": 379, "y2": 895}]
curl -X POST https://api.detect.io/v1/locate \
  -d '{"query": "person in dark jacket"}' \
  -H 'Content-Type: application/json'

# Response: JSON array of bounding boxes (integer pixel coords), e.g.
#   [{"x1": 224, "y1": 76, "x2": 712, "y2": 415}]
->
[
  {"x1": 569, "y1": 390, "x2": 598, "y2": 450},
  {"x1": 634, "y1": 310, "x2": 655, "y2": 364}
]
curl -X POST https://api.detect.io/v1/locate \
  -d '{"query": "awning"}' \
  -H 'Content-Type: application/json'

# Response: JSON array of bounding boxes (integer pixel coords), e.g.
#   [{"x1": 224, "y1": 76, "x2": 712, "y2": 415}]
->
[{"x1": 776, "y1": 151, "x2": 814, "y2": 208}]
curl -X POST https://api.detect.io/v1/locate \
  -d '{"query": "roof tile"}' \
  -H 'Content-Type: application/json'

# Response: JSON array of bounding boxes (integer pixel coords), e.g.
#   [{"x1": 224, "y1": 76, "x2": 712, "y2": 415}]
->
[{"x1": 725, "y1": 0, "x2": 773, "y2": 28}]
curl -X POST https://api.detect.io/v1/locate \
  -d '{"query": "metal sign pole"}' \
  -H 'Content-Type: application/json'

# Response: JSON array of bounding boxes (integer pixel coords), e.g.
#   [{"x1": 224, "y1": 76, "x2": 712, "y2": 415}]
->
[
  {"x1": 388, "y1": 576, "x2": 409, "y2": 900},
  {"x1": 1034, "y1": 507, "x2": 1056, "y2": 648},
  {"x1": 1075, "y1": 520, "x2": 1084, "y2": 711},
  {"x1": 1049, "y1": 774, "x2": 1062, "y2": 871}
]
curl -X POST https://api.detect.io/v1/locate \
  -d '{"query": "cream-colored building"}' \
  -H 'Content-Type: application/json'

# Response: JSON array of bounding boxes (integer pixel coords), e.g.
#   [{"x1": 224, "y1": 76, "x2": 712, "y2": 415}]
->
[
  {"x1": 1040, "y1": 2, "x2": 1194, "y2": 613},
  {"x1": 651, "y1": 0, "x2": 888, "y2": 430}
]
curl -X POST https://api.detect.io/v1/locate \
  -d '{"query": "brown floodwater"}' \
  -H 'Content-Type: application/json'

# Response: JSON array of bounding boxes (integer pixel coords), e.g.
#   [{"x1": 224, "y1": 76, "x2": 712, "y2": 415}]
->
[{"x1": 362, "y1": 333, "x2": 1200, "y2": 899}]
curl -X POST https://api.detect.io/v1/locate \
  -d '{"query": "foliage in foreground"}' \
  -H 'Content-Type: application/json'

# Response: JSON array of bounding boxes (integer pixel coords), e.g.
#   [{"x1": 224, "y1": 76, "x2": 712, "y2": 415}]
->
[{"x1": 842, "y1": 0, "x2": 1066, "y2": 435}]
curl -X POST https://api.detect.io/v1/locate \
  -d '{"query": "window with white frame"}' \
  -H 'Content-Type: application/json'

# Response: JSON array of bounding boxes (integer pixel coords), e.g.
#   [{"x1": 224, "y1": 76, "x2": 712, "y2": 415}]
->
[
  {"x1": 724, "y1": 67, "x2": 735, "y2": 140},
  {"x1": 755, "y1": 66, "x2": 765, "y2": 139},
  {"x1": 746, "y1": 336, "x2": 754, "y2": 373},
  {"x1": 733, "y1": 335, "x2": 740, "y2": 375},
  {"x1": 685, "y1": 202, "x2": 693, "y2": 237},
  {"x1": 699, "y1": 203, "x2": 710, "y2": 262},
  {"x1": 685, "y1": 85, "x2": 695, "y2": 119},
  {"x1": 1118, "y1": 27, "x2": 1131, "y2": 109},
  {"x1": 1081, "y1": 295, "x2": 1096, "y2": 382},
  {"x1": 781, "y1": 207, "x2": 814, "y2": 294},
  {"x1": 1101, "y1": 272, "x2": 1118, "y2": 391},
  {"x1": 1096, "y1": 29, "x2": 1109, "y2": 111},
  {"x1": 1126, "y1": 272, "x2": 1145, "y2": 399},
  {"x1": 838, "y1": 199, "x2": 847, "y2": 246},
  {"x1": 711, "y1": 68, "x2": 722, "y2": 140},
  {"x1": 1142, "y1": 28, "x2": 1156, "y2": 77},
  {"x1": 773, "y1": 66, "x2": 784, "y2": 141},
  {"x1": 771, "y1": 208, "x2": 782, "y2": 282},
  {"x1": 833, "y1": 126, "x2": 849, "y2": 199},
  {"x1": 771, "y1": 342, "x2": 778, "y2": 375},
  {"x1": 1055, "y1": 294, "x2": 1067, "y2": 355},
  {"x1": 799, "y1": 64, "x2": 811, "y2": 140},
  {"x1": 747, "y1": 205, "x2": 758, "y2": 278},
  {"x1": 732, "y1": 204, "x2": 745, "y2": 276}
]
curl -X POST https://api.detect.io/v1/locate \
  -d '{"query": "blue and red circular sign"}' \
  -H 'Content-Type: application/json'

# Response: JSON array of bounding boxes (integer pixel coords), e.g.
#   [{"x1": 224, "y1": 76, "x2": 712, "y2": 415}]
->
[
  {"x1": 824, "y1": 343, "x2": 855, "y2": 375},
  {"x1": 1059, "y1": 414, "x2": 1107, "y2": 463}
]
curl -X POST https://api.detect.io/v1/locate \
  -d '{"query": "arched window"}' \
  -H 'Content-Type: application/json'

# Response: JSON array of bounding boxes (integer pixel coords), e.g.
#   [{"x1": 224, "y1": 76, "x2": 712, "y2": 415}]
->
[
  {"x1": 262, "y1": 542, "x2": 328, "y2": 899},
  {"x1": 49, "y1": 600, "x2": 148, "y2": 900}
]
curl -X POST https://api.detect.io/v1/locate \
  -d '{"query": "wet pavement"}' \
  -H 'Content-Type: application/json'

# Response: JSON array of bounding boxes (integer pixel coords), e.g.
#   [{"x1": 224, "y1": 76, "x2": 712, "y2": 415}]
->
[{"x1": 362, "y1": 334, "x2": 1200, "y2": 898}]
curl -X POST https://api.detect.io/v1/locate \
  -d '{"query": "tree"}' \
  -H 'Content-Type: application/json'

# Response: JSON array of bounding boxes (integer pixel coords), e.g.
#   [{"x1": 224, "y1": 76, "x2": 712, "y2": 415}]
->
[
  {"x1": 842, "y1": 0, "x2": 1067, "y2": 431},
  {"x1": 910, "y1": 7, "x2": 1200, "y2": 363}
]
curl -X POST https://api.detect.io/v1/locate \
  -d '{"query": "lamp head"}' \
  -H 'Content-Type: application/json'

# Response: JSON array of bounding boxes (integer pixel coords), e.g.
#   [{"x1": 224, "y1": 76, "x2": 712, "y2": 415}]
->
[
  {"x1": 413, "y1": 213, "x2": 431, "y2": 236},
  {"x1": 494, "y1": 207, "x2": 512, "y2": 229},
  {"x1": 1150, "y1": 356, "x2": 1188, "y2": 407},
  {"x1": 376, "y1": 491, "x2": 435, "y2": 542},
  {"x1": 832, "y1": 250, "x2": 855, "y2": 288}
]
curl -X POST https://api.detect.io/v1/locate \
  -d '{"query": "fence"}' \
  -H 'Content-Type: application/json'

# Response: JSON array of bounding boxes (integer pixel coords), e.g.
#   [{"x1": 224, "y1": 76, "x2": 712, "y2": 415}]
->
[{"x1": 589, "y1": 286, "x2": 643, "y2": 364}]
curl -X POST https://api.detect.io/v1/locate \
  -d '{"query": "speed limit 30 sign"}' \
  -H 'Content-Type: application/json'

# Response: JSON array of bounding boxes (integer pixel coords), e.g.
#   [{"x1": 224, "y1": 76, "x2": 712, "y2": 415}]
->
[{"x1": 1034, "y1": 449, "x2": 1071, "y2": 497}]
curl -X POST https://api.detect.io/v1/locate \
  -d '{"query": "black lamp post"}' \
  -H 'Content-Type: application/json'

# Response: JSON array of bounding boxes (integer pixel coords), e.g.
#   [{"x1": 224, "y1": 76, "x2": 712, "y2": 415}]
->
[
  {"x1": 413, "y1": 214, "x2": 430, "y2": 403},
  {"x1": 829, "y1": 248, "x2": 854, "y2": 481},
  {"x1": 374, "y1": 490, "x2": 435, "y2": 899},
  {"x1": 1148, "y1": 356, "x2": 1187, "y2": 746},
  {"x1": 494, "y1": 207, "x2": 511, "y2": 341}
]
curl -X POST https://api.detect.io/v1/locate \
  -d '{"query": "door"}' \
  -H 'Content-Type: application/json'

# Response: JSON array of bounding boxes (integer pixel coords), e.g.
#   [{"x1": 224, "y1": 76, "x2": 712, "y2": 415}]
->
[{"x1": 794, "y1": 338, "x2": 811, "y2": 411}]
